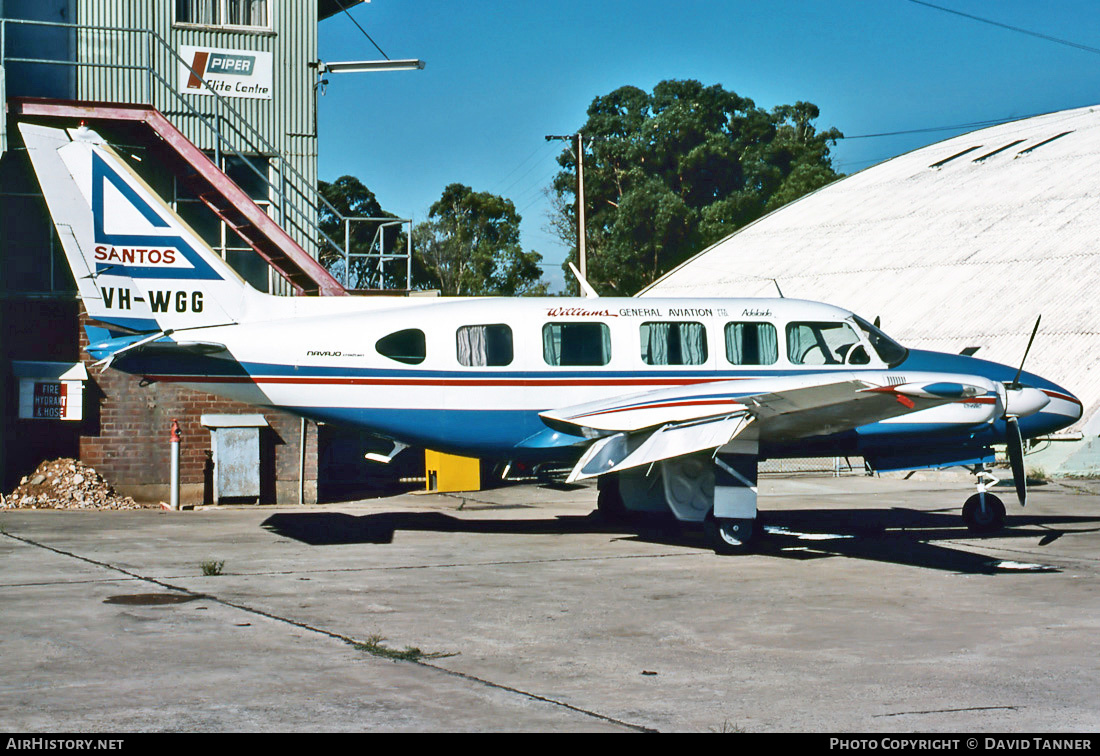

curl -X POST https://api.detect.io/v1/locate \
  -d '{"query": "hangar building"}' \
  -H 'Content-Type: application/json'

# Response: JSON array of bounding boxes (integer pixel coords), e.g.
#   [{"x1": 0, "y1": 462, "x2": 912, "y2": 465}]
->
[
  {"x1": 643, "y1": 105, "x2": 1100, "y2": 475},
  {"x1": 1, "y1": 0, "x2": 410, "y2": 502}
]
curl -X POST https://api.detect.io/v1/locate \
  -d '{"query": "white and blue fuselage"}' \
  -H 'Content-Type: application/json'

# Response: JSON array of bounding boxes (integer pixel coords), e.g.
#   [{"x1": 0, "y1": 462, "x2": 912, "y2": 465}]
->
[{"x1": 94, "y1": 295, "x2": 1081, "y2": 469}]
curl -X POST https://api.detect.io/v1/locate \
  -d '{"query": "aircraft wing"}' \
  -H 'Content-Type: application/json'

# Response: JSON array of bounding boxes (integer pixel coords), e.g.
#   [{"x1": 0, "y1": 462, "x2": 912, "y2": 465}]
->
[{"x1": 540, "y1": 372, "x2": 997, "y2": 482}]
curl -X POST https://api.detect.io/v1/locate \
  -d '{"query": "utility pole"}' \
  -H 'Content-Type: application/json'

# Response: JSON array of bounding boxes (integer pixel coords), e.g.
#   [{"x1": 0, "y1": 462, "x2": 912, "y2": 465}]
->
[
  {"x1": 545, "y1": 133, "x2": 588, "y2": 283},
  {"x1": 575, "y1": 133, "x2": 586, "y2": 280}
]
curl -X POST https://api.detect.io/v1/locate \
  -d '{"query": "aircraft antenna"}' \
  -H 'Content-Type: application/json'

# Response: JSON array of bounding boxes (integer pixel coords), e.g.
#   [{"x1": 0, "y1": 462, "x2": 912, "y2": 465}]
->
[
  {"x1": 1010, "y1": 315, "x2": 1041, "y2": 389},
  {"x1": 568, "y1": 261, "x2": 599, "y2": 298}
]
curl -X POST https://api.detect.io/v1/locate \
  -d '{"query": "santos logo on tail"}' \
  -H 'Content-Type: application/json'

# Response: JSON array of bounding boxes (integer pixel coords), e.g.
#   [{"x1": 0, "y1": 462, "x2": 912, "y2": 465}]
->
[{"x1": 90, "y1": 151, "x2": 222, "y2": 281}]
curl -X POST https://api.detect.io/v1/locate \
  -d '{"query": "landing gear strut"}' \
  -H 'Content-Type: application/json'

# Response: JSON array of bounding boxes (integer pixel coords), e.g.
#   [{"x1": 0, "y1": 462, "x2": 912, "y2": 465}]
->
[
  {"x1": 596, "y1": 475, "x2": 629, "y2": 523},
  {"x1": 962, "y1": 468, "x2": 1006, "y2": 533}
]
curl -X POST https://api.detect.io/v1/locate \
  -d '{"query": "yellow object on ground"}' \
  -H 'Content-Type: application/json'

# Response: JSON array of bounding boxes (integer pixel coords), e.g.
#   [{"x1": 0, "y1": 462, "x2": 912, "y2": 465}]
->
[{"x1": 425, "y1": 449, "x2": 481, "y2": 492}]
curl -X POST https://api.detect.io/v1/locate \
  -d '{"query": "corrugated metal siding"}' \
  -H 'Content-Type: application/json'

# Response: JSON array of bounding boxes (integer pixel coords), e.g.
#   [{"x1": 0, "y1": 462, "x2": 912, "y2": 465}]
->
[
  {"x1": 644, "y1": 105, "x2": 1100, "y2": 433},
  {"x1": 74, "y1": 0, "x2": 319, "y2": 271}
]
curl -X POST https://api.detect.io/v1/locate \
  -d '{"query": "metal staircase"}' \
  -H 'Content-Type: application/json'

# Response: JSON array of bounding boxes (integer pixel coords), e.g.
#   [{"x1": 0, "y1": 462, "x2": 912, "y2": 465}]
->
[
  {"x1": 2, "y1": 16, "x2": 415, "y2": 295},
  {"x1": 11, "y1": 97, "x2": 346, "y2": 296}
]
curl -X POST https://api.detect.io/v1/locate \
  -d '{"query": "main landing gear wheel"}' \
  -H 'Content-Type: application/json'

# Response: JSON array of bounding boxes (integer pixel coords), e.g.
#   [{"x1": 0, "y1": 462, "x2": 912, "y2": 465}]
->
[
  {"x1": 704, "y1": 516, "x2": 758, "y2": 555},
  {"x1": 962, "y1": 493, "x2": 1006, "y2": 534}
]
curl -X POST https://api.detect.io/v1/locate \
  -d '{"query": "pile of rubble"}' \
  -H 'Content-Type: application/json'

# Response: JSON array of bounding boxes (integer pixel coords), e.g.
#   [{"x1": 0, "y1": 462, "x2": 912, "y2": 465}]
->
[{"x1": 1, "y1": 458, "x2": 153, "y2": 510}]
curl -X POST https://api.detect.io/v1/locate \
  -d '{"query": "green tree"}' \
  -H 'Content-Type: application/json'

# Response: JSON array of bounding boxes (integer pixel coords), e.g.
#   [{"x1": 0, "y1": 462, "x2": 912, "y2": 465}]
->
[
  {"x1": 551, "y1": 80, "x2": 843, "y2": 295},
  {"x1": 318, "y1": 176, "x2": 407, "y2": 290},
  {"x1": 413, "y1": 183, "x2": 546, "y2": 296}
]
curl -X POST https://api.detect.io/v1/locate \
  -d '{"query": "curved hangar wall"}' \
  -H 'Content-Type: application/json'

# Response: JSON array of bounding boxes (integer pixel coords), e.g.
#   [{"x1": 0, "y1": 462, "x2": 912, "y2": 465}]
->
[{"x1": 642, "y1": 105, "x2": 1100, "y2": 474}]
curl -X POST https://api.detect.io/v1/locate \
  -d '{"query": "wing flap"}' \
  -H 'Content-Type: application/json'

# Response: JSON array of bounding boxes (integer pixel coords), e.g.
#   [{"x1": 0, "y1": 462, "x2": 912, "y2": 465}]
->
[{"x1": 567, "y1": 413, "x2": 753, "y2": 482}]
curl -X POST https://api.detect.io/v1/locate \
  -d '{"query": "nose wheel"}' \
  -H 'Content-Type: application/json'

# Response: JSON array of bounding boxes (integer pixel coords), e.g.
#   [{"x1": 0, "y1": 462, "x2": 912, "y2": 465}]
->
[{"x1": 962, "y1": 469, "x2": 1006, "y2": 533}]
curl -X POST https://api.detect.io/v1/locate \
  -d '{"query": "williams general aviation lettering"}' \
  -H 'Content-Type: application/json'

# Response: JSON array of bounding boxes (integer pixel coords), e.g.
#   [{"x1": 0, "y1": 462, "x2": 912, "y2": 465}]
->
[{"x1": 547, "y1": 306, "x2": 771, "y2": 319}]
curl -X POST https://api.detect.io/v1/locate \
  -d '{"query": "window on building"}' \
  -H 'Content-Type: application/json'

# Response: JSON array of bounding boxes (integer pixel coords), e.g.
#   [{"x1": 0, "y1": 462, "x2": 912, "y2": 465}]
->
[
  {"x1": 457, "y1": 325, "x2": 513, "y2": 367},
  {"x1": 725, "y1": 322, "x2": 778, "y2": 366},
  {"x1": 174, "y1": 152, "x2": 273, "y2": 292},
  {"x1": 176, "y1": 0, "x2": 269, "y2": 29},
  {"x1": 542, "y1": 323, "x2": 611, "y2": 366},
  {"x1": 640, "y1": 322, "x2": 708, "y2": 365},
  {"x1": 0, "y1": 148, "x2": 76, "y2": 296},
  {"x1": 786, "y1": 321, "x2": 868, "y2": 365},
  {"x1": 376, "y1": 329, "x2": 426, "y2": 365}
]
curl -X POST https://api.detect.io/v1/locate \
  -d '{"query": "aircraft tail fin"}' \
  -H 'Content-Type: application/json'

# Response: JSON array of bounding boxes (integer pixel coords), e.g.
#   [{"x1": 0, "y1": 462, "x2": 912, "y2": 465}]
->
[{"x1": 19, "y1": 122, "x2": 254, "y2": 334}]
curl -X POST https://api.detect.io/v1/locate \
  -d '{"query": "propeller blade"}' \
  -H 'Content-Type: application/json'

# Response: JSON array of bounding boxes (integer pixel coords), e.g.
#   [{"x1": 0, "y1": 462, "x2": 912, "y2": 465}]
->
[
  {"x1": 1006, "y1": 416, "x2": 1027, "y2": 507},
  {"x1": 1010, "y1": 315, "x2": 1042, "y2": 390}
]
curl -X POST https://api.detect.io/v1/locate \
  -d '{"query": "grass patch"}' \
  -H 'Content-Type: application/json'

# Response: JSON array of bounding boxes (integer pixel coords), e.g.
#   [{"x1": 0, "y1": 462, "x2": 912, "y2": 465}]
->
[
  {"x1": 353, "y1": 633, "x2": 424, "y2": 662},
  {"x1": 200, "y1": 559, "x2": 225, "y2": 576},
  {"x1": 709, "y1": 720, "x2": 747, "y2": 733},
  {"x1": 1026, "y1": 466, "x2": 1049, "y2": 483}
]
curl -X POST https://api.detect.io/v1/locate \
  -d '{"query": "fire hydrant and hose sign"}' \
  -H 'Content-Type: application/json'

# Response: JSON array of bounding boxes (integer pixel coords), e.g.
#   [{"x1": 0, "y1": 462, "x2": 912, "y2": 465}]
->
[{"x1": 15, "y1": 362, "x2": 87, "y2": 422}]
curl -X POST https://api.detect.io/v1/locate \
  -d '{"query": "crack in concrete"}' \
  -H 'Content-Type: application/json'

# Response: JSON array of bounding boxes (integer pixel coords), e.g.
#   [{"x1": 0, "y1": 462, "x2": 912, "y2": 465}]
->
[
  {"x1": 179, "y1": 550, "x2": 703, "y2": 579},
  {"x1": 1, "y1": 530, "x2": 657, "y2": 733},
  {"x1": 874, "y1": 705, "x2": 1020, "y2": 718}
]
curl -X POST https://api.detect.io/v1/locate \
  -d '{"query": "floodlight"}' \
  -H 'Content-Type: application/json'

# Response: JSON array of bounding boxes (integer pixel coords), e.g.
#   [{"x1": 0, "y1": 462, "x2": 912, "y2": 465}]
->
[{"x1": 319, "y1": 59, "x2": 426, "y2": 74}]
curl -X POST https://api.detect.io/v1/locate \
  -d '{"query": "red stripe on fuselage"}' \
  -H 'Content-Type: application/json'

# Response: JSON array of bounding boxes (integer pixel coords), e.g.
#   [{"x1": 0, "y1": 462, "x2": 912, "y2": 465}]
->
[{"x1": 143, "y1": 374, "x2": 741, "y2": 388}]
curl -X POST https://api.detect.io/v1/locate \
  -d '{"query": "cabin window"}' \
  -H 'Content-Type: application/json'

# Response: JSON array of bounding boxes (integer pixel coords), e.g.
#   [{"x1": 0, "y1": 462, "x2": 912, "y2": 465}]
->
[
  {"x1": 543, "y1": 323, "x2": 611, "y2": 366},
  {"x1": 640, "y1": 322, "x2": 708, "y2": 365},
  {"x1": 725, "y1": 322, "x2": 778, "y2": 365},
  {"x1": 376, "y1": 329, "x2": 426, "y2": 365},
  {"x1": 852, "y1": 316, "x2": 908, "y2": 366},
  {"x1": 457, "y1": 324, "x2": 513, "y2": 367},
  {"x1": 786, "y1": 322, "x2": 868, "y2": 365}
]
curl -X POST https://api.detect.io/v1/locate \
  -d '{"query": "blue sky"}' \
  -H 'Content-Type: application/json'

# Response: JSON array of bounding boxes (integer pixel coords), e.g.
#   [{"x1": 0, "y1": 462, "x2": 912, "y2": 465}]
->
[{"x1": 317, "y1": 1, "x2": 1100, "y2": 291}]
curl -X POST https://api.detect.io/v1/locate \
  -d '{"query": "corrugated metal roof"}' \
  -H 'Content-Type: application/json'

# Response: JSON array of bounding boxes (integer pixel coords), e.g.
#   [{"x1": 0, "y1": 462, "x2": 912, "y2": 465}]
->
[{"x1": 643, "y1": 105, "x2": 1100, "y2": 432}]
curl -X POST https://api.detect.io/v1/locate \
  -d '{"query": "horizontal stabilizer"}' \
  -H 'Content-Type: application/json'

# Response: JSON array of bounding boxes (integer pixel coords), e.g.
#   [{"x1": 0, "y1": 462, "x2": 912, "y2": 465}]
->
[{"x1": 85, "y1": 330, "x2": 228, "y2": 366}]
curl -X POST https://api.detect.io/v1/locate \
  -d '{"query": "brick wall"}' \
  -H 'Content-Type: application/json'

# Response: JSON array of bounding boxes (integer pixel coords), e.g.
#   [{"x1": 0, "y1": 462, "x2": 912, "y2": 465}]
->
[{"x1": 76, "y1": 308, "x2": 318, "y2": 504}]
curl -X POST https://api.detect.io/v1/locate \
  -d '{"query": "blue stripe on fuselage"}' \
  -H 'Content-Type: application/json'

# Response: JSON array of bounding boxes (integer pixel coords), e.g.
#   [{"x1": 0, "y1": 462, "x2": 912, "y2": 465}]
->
[
  {"x1": 294, "y1": 406, "x2": 580, "y2": 460},
  {"x1": 111, "y1": 347, "x2": 1078, "y2": 458}
]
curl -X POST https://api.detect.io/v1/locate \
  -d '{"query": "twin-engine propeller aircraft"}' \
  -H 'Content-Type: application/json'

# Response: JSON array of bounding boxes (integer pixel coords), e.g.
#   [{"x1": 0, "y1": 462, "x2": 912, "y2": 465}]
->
[{"x1": 21, "y1": 122, "x2": 1083, "y2": 553}]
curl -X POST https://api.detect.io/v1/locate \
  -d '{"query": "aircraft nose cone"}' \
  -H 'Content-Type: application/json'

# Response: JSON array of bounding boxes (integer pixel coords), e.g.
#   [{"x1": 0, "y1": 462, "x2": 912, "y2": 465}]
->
[
  {"x1": 1063, "y1": 387, "x2": 1085, "y2": 424},
  {"x1": 1027, "y1": 377, "x2": 1083, "y2": 433}
]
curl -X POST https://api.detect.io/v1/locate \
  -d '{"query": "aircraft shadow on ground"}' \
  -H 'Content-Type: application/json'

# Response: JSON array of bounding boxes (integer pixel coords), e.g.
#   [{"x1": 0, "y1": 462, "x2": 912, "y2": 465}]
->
[{"x1": 260, "y1": 507, "x2": 1100, "y2": 575}]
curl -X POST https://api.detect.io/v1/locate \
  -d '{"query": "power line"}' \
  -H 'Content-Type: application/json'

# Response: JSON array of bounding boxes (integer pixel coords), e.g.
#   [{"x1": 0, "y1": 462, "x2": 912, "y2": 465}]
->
[
  {"x1": 905, "y1": 0, "x2": 1100, "y2": 56},
  {"x1": 494, "y1": 144, "x2": 549, "y2": 193},
  {"x1": 518, "y1": 185, "x2": 555, "y2": 217},
  {"x1": 332, "y1": 0, "x2": 389, "y2": 60},
  {"x1": 839, "y1": 111, "x2": 1052, "y2": 139},
  {"x1": 502, "y1": 151, "x2": 554, "y2": 196}
]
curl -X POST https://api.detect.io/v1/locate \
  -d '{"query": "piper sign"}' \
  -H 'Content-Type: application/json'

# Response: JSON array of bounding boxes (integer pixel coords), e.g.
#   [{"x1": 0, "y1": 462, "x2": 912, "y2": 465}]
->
[{"x1": 180, "y1": 45, "x2": 273, "y2": 100}]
